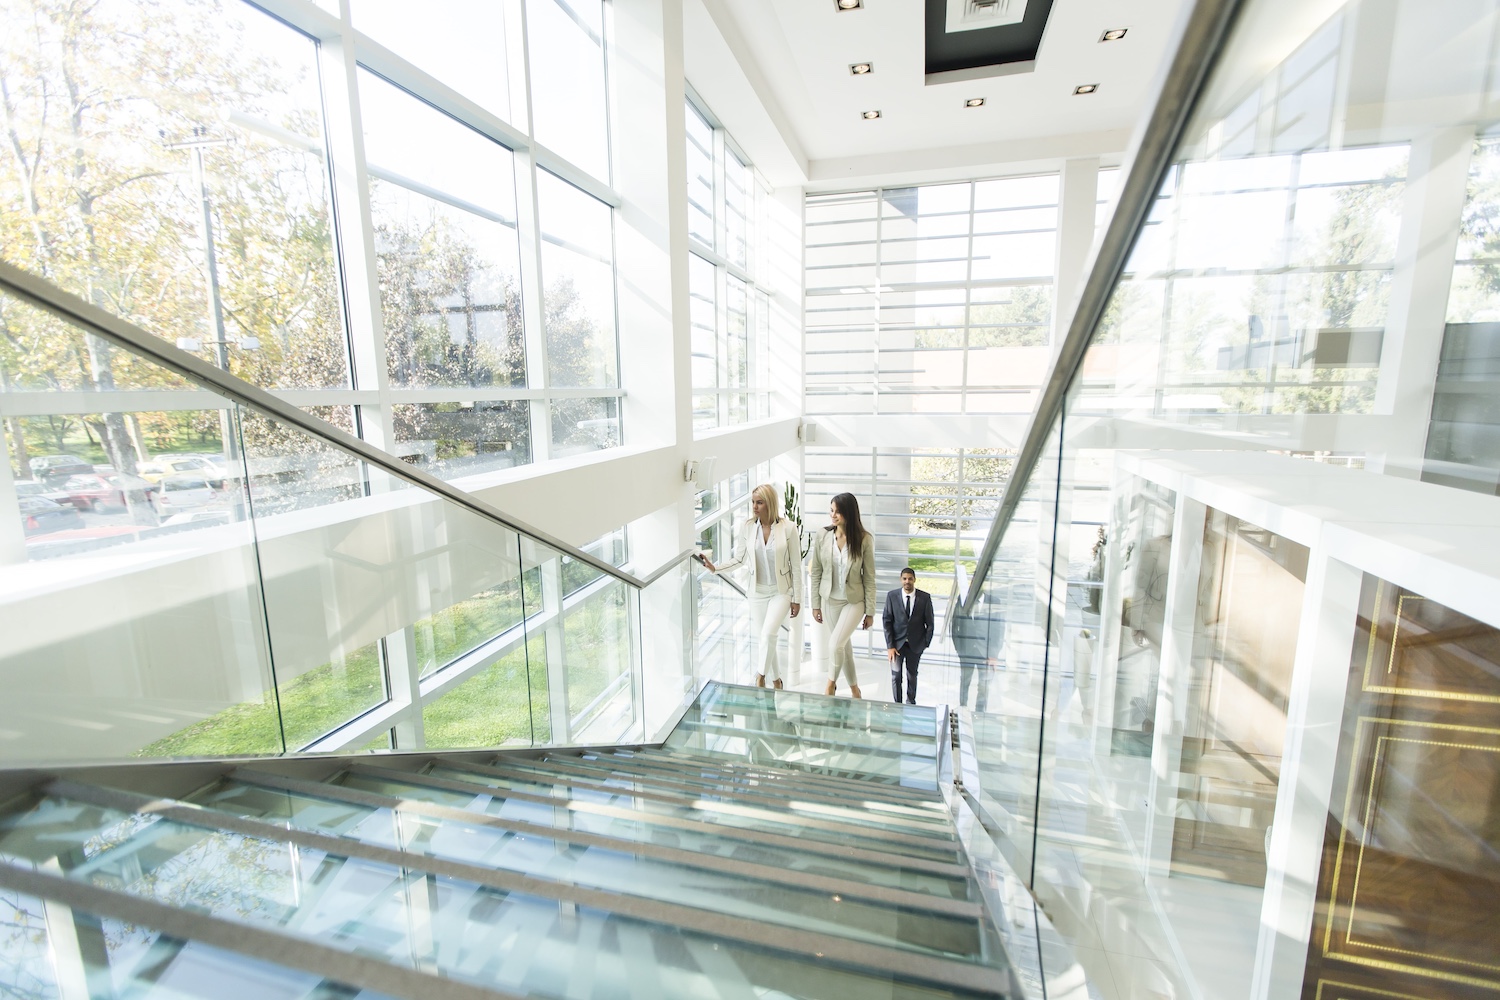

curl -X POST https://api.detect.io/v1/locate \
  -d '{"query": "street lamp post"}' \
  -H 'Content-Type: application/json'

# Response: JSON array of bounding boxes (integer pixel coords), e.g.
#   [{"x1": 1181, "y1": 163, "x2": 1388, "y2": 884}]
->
[{"x1": 163, "y1": 126, "x2": 253, "y2": 461}]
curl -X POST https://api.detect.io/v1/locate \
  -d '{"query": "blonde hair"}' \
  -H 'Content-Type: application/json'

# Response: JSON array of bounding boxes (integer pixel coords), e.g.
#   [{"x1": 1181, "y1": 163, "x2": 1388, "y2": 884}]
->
[{"x1": 749, "y1": 483, "x2": 781, "y2": 523}]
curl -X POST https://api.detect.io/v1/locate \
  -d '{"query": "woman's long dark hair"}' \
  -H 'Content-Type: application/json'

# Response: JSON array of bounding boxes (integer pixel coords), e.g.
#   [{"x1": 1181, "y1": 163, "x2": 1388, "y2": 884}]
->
[{"x1": 827, "y1": 492, "x2": 866, "y2": 556}]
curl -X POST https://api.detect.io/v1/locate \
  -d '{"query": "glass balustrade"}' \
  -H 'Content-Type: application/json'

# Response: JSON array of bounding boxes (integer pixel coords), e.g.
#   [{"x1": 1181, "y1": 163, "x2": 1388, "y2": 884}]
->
[
  {"x1": 0, "y1": 289, "x2": 702, "y2": 764},
  {"x1": 951, "y1": 1, "x2": 1500, "y2": 998}
]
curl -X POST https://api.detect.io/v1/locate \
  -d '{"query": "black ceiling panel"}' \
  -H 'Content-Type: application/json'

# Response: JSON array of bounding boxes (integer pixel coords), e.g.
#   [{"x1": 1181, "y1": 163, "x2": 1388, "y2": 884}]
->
[{"x1": 924, "y1": 0, "x2": 1056, "y2": 76}]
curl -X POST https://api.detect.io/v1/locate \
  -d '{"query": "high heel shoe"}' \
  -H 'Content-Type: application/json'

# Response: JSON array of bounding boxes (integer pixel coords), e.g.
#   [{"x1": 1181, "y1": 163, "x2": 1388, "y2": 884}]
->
[
  {"x1": 756, "y1": 674, "x2": 766, "y2": 688},
  {"x1": 825, "y1": 680, "x2": 836, "y2": 696},
  {"x1": 851, "y1": 685, "x2": 863, "y2": 700},
  {"x1": 773, "y1": 679, "x2": 783, "y2": 689}
]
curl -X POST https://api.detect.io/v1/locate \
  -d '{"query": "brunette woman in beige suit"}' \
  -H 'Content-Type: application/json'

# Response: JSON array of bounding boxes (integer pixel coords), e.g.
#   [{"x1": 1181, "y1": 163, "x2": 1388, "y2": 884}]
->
[
  {"x1": 808, "y1": 492, "x2": 876, "y2": 698},
  {"x1": 698, "y1": 483, "x2": 802, "y2": 688}
]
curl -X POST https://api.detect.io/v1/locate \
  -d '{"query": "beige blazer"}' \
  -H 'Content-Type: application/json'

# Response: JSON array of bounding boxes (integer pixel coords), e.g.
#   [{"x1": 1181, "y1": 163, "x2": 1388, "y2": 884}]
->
[
  {"x1": 714, "y1": 518, "x2": 804, "y2": 603},
  {"x1": 808, "y1": 528, "x2": 877, "y2": 615}
]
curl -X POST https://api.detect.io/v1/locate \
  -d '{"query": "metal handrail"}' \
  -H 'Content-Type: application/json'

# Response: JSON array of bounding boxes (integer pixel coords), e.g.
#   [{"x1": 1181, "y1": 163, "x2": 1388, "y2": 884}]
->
[
  {"x1": 0, "y1": 259, "x2": 691, "y2": 590},
  {"x1": 958, "y1": 0, "x2": 1245, "y2": 613}
]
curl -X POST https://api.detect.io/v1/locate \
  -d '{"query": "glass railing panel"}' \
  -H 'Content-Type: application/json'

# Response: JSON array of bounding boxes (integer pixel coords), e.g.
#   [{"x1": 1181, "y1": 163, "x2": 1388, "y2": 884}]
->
[
  {"x1": 335, "y1": 768, "x2": 973, "y2": 898},
  {"x1": 639, "y1": 558, "x2": 695, "y2": 741},
  {"x1": 519, "y1": 534, "x2": 639, "y2": 747},
  {"x1": 0, "y1": 292, "x2": 564, "y2": 760},
  {"x1": 0, "y1": 305, "x2": 282, "y2": 760},
  {"x1": 189, "y1": 778, "x2": 987, "y2": 962},
  {"x1": 960, "y1": 3, "x2": 1500, "y2": 997}
]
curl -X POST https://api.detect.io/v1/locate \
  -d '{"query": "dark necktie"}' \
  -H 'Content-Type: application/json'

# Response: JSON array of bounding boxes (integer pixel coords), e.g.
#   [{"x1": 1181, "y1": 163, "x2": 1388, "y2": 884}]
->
[{"x1": 905, "y1": 594, "x2": 912, "y2": 618}]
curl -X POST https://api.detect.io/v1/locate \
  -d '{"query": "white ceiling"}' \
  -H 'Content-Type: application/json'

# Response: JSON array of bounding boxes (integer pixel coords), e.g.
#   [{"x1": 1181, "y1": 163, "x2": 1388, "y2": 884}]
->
[{"x1": 687, "y1": 0, "x2": 1193, "y2": 188}]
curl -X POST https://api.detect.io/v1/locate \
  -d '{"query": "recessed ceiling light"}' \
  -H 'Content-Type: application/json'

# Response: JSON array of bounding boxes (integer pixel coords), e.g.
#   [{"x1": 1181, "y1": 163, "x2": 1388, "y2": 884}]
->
[
  {"x1": 1100, "y1": 28, "x2": 1128, "y2": 41},
  {"x1": 849, "y1": 62, "x2": 873, "y2": 75},
  {"x1": 964, "y1": 97, "x2": 986, "y2": 108},
  {"x1": 1074, "y1": 84, "x2": 1099, "y2": 95},
  {"x1": 835, "y1": 0, "x2": 863, "y2": 9},
  {"x1": 861, "y1": 109, "x2": 882, "y2": 119}
]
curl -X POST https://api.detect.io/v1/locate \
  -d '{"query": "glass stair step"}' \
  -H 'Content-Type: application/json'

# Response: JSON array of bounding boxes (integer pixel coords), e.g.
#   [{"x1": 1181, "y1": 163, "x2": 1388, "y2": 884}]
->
[
  {"x1": 0, "y1": 782, "x2": 1011, "y2": 1000},
  {"x1": 341, "y1": 763, "x2": 971, "y2": 875},
  {"x1": 555, "y1": 748, "x2": 953, "y2": 818},
  {"x1": 423, "y1": 760, "x2": 962, "y2": 861},
  {"x1": 332, "y1": 766, "x2": 974, "y2": 899},
  {"x1": 465, "y1": 755, "x2": 958, "y2": 839},
  {"x1": 185, "y1": 775, "x2": 988, "y2": 962}
]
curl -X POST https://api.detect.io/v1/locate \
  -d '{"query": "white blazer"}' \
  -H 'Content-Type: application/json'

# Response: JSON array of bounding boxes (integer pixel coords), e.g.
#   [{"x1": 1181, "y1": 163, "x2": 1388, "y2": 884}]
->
[{"x1": 714, "y1": 518, "x2": 804, "y2": 603}]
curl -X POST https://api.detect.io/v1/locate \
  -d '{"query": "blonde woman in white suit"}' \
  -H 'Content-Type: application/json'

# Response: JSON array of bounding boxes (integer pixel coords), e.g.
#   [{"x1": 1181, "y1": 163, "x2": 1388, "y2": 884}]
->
[
  {"x1": 808, "y1": 491, "x2": 876, "y2": 698},
  {"x1": 698, "y1": 483, "x2": 802, "y2": 688}
]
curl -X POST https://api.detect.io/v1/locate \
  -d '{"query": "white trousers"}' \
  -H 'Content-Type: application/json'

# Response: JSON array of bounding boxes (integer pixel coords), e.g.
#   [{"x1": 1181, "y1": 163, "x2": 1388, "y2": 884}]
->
[
  {"x1": 749, "y1": 586, "x2": 792, "y2": 683},
  {"x1": 821, "y1": 597, "x2": 865, "y2": 687}
]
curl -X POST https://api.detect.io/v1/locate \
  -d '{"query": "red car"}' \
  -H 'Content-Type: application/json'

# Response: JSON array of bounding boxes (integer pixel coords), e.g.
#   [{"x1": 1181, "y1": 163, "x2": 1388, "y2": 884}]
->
[{"x1": 62, "y1": 472, "x2": 159, "y2": 512}]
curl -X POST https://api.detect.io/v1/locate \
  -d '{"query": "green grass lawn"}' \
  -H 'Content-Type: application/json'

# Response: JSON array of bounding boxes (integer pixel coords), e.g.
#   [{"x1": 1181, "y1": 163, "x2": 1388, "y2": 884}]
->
[
  {"x1": 415, "y1": 581, "x2": 526, "y2": 678},
  {"x1": 423, "y1": 638, "x2": 549, "y2": 748},
  {"x1": 904, "y1": 536, "x2": 980, "y2": 579},
  {"x1": 136, "y1": 641, "x2": 384, "y2": 758}
]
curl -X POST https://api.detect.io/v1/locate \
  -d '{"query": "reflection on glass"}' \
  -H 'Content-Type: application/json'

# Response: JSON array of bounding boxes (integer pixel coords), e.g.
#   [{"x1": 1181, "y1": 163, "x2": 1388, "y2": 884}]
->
[
  {"x1": 351, "y1": 0, "x2": 511, "y2": 122},
  {"x1": 391, "y1": 401, "x2": 532, "y2": 480},
  {"x1": 526, "y1": 0, "x2": 608, "y2": 181},
  {"x1": 689, "y1": 252, "x2": 718, "y2": 430},
  {"x1": 0, "y1": 0, "x2": 347, "y2": 389},
  {"x1": 360, "y1": 70, "x2": 525, "y2": 391},
  {"x1": 414, "y1": 569, "x2": 530, "y2": 678},
  {"x1": 550, "y1": 396, "x2": 620, "y2": 456},
  {"x1": 725, "y1": 150, "x2": 752, "y2": 269},
  {"x1": 1172, "y1": 511, "x2": 1308, "y2": 886},
  {"x1": 686, "y1": 100, "x2": 714, "y2": 248},
  {"x1": 1303, "y1": 577, "x2": 1500, "y2": 998}
]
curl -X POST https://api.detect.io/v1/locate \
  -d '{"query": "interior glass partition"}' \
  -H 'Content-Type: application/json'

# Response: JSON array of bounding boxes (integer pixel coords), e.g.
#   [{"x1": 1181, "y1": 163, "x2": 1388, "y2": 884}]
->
[{"x1": 954, "y1": 1, "x2": 1500, "y2": 999}]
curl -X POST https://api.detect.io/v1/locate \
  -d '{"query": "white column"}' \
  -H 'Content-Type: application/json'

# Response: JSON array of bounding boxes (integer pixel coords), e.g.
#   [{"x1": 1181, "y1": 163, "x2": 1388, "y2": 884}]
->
[
  {"x1": 1141, "y1": 496, "x2": 1207, "y2": 878},
  {"x1": 1052, "y1": 157, "x2": 1101, "y2": 352},
  {"x1": 1369, "y1": 126, "x2": 1474, "y2": 477},
  {"x1": 511, "y1": 0, "x2": 553, "y2": 464},
  {"x1": 614, "y1": 0, "x2": 694, "y2": 541},
  {"x1": 384, "y1": 626, "x2": 424, "y2": 749},
  {"x1": 1250, "y1": 553, "x2": 1363, "y2": 1000},
  {"x1": 541, "y1": 557, "x2": 570, "y2": 740}
]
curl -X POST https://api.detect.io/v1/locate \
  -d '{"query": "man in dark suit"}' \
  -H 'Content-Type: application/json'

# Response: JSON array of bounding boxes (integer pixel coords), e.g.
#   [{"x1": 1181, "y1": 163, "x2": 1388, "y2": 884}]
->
[{"x1": 884, "y1": 567, "x2": 934, "y2": 704}]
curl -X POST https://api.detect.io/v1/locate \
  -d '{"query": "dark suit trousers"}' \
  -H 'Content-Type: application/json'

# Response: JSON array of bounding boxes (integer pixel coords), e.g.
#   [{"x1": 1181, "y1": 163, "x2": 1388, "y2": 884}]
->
[{"x1": 891, "y1": 645, "x2": 921, "y2": 704}]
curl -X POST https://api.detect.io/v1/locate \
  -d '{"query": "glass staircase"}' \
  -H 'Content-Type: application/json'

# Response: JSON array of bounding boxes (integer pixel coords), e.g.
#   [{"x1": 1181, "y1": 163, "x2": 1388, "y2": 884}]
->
[{"x1": 0, "y1": 682, "x2": 1022, "y2": 999}]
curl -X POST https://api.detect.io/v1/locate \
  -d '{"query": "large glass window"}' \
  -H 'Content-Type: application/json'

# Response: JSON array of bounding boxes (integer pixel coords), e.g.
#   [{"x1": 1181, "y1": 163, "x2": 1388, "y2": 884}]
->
[
  {"x1": 685, "y1": 95, "x2": 771, "y2": 429},
  {"x1": 361, "y1": 69, "x2": 526, "y2": 392},
  {"x1": 526, "y1": 0, "x2": 609, "y2": 182},
  {"x1": 0, "y1": 0, "x2": 632, "y2": 762},
  {"x1": 0, "y1": 0, "x2": 346, "y2": 398},
  {"x1": 537, "y1": 169, "x2": 617, "y2": 388},
  {"x1": 805, "y1": 174, "x2": 1061, "y2": 415},
  {"x1": 351, "y1": 1, "x2": 512, "y2": 122}
]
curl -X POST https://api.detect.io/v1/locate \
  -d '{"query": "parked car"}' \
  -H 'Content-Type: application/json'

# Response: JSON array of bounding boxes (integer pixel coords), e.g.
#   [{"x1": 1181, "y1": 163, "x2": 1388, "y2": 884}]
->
[
  {"x1": 17, "y1": 496, "x2": 85, "y2": 535},
  {"x1": 62, "y1": 472, "x2": 159, "y2": 512},
  {"x1": 138, "y1": 456, "x2": 228, "y2": 484},
  {"x1": 155, "y1": 473, "x2": 224, "y2": 516},
  {"x1": 28, "y1": 454, "x2": 93, "y2": 482},
  {"x1": 13, "y1": 479, "x2": 73, "y2": 505}
]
